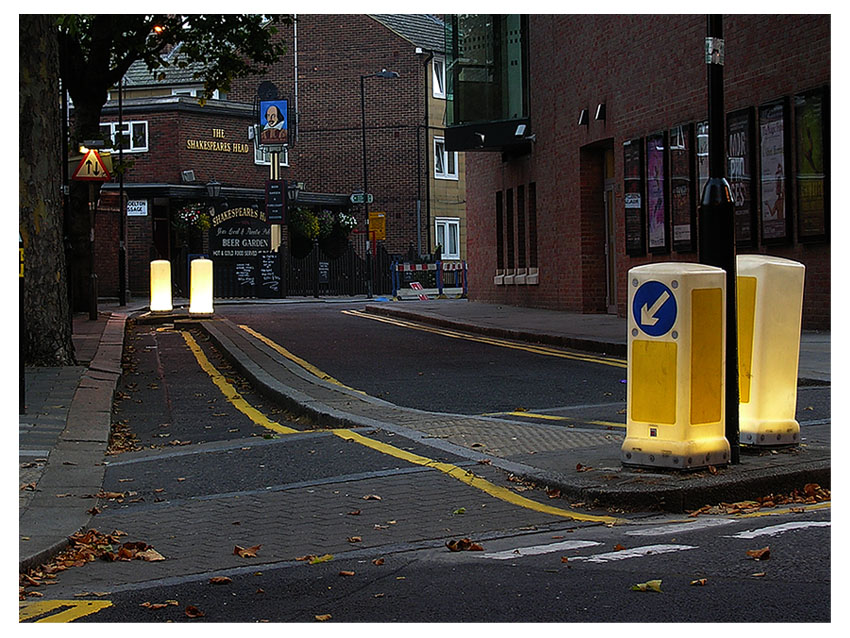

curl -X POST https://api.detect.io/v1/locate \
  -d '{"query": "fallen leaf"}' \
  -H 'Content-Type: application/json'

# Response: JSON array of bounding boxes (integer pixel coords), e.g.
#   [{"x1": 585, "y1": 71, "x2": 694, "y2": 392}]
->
[
  {"x1": 690, "y1": 578, "x2": 708, "y2": 586},
  {"x1": 561, "y1": 556, "x2": 569, "y2": 563},
  {"x1": 362, "y1": 494, "x2": 382, "y2": 501},
  {"x1": 751, "y1": 572, "x2": 766, "y2": 577},
  {"x1": 137, "y1": 548, "x2": 166, "y2": 562},
  {"x1": 547, "y1": 488, "x2": 561, "y2": 499},
  {"x1": 339, "y1": 570, "x2": 355, "y2": 576},
  {"x1": 746, "y1": 546, "x2": 770, "y2": 561},
  {"x1": 452, "y1": 507, "x2": 466, "y2": 515},
  {"x1": 708, "y1": 465, "x2": 718, "y2": 475},
  {"x1": 185, "y1": 605, "x2": 205, "y2": 618},
  {"x1": 315, "y1": 614, "x2": 332, "y2": 622},
  {"x1": 631, "y1": 579, "x2": 663, "y2": 593},
  {"x1": 234, "y1": 544, "x2": 262, "y2": 558},
  {"x1": 372, "y1": 558, "x2": 385, "y2": 566},
  {"x1": 576, "y1": 463, "x2": 592, "y2": 472},
  {"x1": 209, "y1": 576, "x2": 232, "y2": 585},
  {"x1": 613, "y1": 544, "x2": 626, "y2": 551},
  {"x1": 87, "y1": 506, "x2": 101, "y2": 515},
  {"x1": 309, "y1": 554, "x2": 334, "y2": 565},
  {"x1": 347, "y1": 509, "x2": 361, "y2": 516},
  {"x1": 347, "y1": 536, "x2": 362, "y2": 543},
  {"x1": 446, "y1": 538, "x2": 483, "y2": 552},
  {"x1": 374, "y1": 593, "x2": 385, "y2": 598}
]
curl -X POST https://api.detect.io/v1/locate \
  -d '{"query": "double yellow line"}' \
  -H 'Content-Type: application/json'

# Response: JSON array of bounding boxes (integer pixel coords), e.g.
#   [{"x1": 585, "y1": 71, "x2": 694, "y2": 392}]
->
[
  {"x1": 181, "y1": 327, "x2": 621, "y2": 525},
  {"x1": 341, "y1": 309, "x2": 626, "y2": 368}
]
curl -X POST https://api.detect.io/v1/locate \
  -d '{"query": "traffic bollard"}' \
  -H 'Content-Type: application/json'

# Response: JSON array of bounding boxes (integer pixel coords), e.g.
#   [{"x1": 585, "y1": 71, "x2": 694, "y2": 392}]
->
[
  {"x1": 189, "y1": 258, "x2": 214, "y2": 315},
  {"x1": 149, "y1": 260, "x2": 172, "y2": 312}
]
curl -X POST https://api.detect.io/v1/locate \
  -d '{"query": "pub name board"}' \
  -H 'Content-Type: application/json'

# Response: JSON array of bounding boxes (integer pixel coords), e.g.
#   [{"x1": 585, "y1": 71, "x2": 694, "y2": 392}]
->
[{"x1": 186, "y1": 128, "x2": 251, "y2": 154}]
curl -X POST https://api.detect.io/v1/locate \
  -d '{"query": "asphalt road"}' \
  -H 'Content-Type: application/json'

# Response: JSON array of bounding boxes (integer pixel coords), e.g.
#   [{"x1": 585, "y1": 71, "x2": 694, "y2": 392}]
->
[{"x1": 19, "y1": 305, "x2": 831, "y2": 623}]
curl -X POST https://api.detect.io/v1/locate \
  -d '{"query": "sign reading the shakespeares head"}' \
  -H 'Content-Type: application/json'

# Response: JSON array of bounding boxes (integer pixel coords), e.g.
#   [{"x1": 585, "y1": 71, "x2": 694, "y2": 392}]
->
[{"x1": 210, "y1": 207, "x2": 271, "y2": 258}]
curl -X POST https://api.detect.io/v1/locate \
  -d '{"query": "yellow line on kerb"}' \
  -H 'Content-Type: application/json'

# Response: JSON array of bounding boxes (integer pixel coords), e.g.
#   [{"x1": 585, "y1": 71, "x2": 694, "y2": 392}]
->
[
  {"x1": 181, "y1": 331, "x2": 298, "y2": 435},
  {"x1": 238, "y1": 324, "x2": 364, "y2": 393},
  {"x1": 342, "y1": 309, "x2": 627, "y2": 368},
  {"x1": 184, "y1": 329, "x2": 620, "y2": 524}
]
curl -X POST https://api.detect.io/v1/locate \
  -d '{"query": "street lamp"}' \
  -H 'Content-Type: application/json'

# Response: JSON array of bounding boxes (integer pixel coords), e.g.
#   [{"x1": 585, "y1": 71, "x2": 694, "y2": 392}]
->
[
  {"x1": 360, "y1": 69, "x2": 400, "y2": 298},
  {"x1": 205, "y1": 178, "x2": 222, "y2": 200}
]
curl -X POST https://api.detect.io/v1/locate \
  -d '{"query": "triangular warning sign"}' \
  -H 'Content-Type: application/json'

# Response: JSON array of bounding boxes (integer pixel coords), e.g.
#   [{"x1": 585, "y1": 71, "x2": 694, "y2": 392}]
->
[{"x1": 72, "y1": 149, "x2": 111, "y2": 181}]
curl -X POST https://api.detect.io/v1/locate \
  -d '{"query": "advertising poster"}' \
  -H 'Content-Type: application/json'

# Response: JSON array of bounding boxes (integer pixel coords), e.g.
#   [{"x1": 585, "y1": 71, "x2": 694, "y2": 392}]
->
[
  {"x1": 623, "y1": 139, "x2": 645, "y2": 256},
  {"x1": 759, "y1": 100, "x2": 789, "y2": 242},
  {"x1": 727, "y1": 109, "x2": 755, "y2": 246},
  {"x1": 795, "y1": 89, "x2": 827, "y2": 239},
  {"x1": 646, "y1": 133, "x2": 667, "y2": 252},
  {"x1": 669, "y1": 124, "x2": 694, "y2": 252}
]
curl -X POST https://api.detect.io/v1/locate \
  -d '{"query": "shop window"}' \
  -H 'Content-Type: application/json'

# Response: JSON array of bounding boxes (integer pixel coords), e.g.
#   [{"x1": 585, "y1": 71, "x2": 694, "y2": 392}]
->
[
  {"x1": 435, "y1": 217, "x2": 460, "y2": 260},
  {"x1": 434, "y1": 137, "x2": 458, "y2": 179},
  {"x1": 99, "y1": 121, "x2": 148, "y2": 152}
]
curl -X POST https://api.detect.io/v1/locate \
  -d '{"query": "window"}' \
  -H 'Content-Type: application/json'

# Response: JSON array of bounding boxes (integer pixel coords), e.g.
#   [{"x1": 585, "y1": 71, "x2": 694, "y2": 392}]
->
[
  {"x1": 435, "y1": 217, "x2": 460, "y2": 260},
  {"x1": 434, "y1": 137, "x2": 458, "y2": 179},
  {"x1": 172, "y1": 87, "x2": 221, "y2": 100},
  {"x1": 99, "y1": 121, "x2": 148, "y2": 152},
  {"x1": 432, "y1": 56, "x2": 446, "y2": 99},
  {"x1": 253, "y1": 143, "x2": 289, "y2": 167}
]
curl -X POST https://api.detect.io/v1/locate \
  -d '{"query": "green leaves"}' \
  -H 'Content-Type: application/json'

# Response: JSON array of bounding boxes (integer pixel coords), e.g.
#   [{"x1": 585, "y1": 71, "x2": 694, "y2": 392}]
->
[{"x1": 631, "y1": 579, "x2": 662, "y2": 593}]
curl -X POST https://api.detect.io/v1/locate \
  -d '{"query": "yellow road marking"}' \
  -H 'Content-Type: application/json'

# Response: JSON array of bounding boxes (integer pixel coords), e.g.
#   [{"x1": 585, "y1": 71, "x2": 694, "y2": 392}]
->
[
  {"x1": 736, "y1": 502, "x2": 831, "y2": 518},
  {"x1": 341, "y1": 309, "x2": 627, "y2": 368},
  {"x1": 331, "y1": 428, "x2": 621, "y2": 525},
  {"x1": 488, "y1": 412, "x2": 626, "y2": 428},
  {"x1": 238, "y1": 324, "x2": 364, "y2": 393},
  {"x1": 185, "y1": 329, "x2": 621, "y2": 524},
  {"x1": 19, "y1": 600, "x2": 112, "y2": 623},
  {"x1": 181, "y1": 331, "x2": 298, "y2": 435}
]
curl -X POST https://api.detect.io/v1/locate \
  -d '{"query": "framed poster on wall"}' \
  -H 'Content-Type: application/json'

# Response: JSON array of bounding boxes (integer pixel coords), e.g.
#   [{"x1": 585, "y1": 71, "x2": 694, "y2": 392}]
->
[
  {"x1": 669, "y1": 124, "x2": 695, "y2": 253},
  {"x1": 646, "y1": 132, "x2": 668, "y2": 253},
  {"x1": 794, "y1": 87, "x2": 829, "y2": 242},
  {"x1": 623, "y1": 139, "x2": 645, "y2": 256},
  {"x1": 727, "y1": 108, "x2": 756, "y2": 247},
  {"x1": 759, "y1": 98, "x2": 791, "y2": 243}
]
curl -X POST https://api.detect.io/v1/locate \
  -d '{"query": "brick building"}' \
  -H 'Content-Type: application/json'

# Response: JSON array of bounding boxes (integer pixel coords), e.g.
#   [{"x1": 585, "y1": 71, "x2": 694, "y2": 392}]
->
[
  {"x1": 445, "y1": 15, "x2": 830, "y2": 330},
  {"x1": 94, "y1": 14, "x2": 466, "y2": 299}
]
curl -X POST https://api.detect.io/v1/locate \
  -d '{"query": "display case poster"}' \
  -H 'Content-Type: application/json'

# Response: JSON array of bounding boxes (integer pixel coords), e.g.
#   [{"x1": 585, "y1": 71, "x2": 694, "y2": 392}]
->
[
  {"x1": 669, "y1": 124, "x2": 694, "y2": 252},
  {"x1": 646, "y1": 133, "x2": 667, "y2": 252},
  {"x1": 727, "y1": 109, "x2": 755, "y2": 246},
  {"x1": 759, "y1": 100, "x2": 789, "y2": 242},
  {"x1": 696, "y1": 121, "x2": 709, "y2": 201},
  {"x1": 795, "y1": 89, "x2": 828, "y2": 240},
  {"x1": 623, "y1": 139, "x2": 645, "y2": 256}
]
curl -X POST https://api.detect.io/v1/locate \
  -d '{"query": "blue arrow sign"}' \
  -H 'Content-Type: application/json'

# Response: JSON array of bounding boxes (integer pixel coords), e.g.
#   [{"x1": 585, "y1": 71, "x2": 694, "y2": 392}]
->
[{"x1": 632, "y1": 281, "x2": 677, "y2": 337}]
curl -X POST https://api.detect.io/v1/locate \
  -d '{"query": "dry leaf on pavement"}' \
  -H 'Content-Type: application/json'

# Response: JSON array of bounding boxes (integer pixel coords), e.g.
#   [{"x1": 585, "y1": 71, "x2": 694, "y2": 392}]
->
[
  {"x1": 347, "y1": 536, "x2": 362, "y2": 543},
  {"x1": 315, "y1": 614, "x2": 332, "y2": 622},
  {"x1": 339, "y1": 570, "x2": 355, "y2": 576},
  {"x1": 631, "y1": 579, "x2": 663, "y2": 592},
  {"x1": 209, "y1": 576, "x2": 232, "y2": 585},
  {"x1": 746, "y1": 546, "x2": 770, "y2": 561},
  {"x1": 234, "y1": 544, "x2": 262, "y2": 558},
  {"x1": 362, "y1": 494, "x2": 382, "y2": 501},
  {"x1": 446, "y1": 538, "x2": 484, "y2": 552},
  {"x1": 690, "y1": 578, "x2": 708, "y2": 586},
  {"x1": 185, "y1": 605, "x2": 205, "y2": 618}
]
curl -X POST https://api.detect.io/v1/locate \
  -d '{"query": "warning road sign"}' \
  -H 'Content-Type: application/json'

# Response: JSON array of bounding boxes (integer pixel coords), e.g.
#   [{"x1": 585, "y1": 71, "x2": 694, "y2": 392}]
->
[{"x1": 71, "y1": 149, "x2": 111, "y2": 181}]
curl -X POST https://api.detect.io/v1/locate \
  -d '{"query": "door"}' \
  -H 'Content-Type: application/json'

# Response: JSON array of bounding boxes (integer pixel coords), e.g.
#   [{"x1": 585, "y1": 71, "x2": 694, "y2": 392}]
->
[{"x1": 603, "y1": 181, "x2": 617, "y2": 314}]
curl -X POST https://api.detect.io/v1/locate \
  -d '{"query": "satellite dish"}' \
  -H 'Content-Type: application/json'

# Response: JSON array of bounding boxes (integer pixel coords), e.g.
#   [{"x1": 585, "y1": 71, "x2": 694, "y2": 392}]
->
[{"x1": 258, "y1": 81, "x2": 279, "y2": 101}]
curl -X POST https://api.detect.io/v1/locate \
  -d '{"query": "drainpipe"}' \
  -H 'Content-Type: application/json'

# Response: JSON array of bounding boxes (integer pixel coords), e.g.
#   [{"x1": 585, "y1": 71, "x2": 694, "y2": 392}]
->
[
  {"x1": 420, "y1": 49, "x2": 434, "y2": 257},
  {"x1": 293, "y1": 15, "x2": 299, "y2": 141}
]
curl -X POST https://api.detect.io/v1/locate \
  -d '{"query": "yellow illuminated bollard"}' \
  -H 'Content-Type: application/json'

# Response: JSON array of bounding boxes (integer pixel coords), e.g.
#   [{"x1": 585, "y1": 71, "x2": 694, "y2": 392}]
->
[
  {"x1": 622, "y1": 264, "x2": 731, "y2": 469},
  {"x1": 189, "y1": 258, "x2": 214, "y2": 315},
  {"x1": 149, "y1": 260, "x2": 172, "y2": 312},
  {"x1": 737, "y1": 255, "x2": 805, "y2": 446}
]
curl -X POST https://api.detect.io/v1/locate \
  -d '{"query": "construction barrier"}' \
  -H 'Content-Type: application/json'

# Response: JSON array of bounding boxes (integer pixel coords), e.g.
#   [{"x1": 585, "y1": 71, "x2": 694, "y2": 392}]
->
[{"x1": 391, "y1": 261, "x2": 468, "y2": 300}]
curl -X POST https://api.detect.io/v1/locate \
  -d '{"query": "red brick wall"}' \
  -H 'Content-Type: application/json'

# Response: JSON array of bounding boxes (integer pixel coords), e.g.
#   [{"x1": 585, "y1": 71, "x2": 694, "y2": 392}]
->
[{"x1": 465, "y1": 14, "x2": 830, "y2": 330}]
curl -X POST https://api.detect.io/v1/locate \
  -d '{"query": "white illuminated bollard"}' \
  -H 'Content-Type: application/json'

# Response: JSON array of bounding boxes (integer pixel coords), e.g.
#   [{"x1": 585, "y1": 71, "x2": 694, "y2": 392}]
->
[
  {"x1": 737, "y1": 255, "x2": 805, "y2": 446},
  {"x1": 150, "y1": 260, "x2": 172, "y2": 312},
  {"x1": 189, "y1": 258, "x2": 214, "y2": 315},
  {"x1": 622, "y1": 263, "x2": 731, "y2": 470}
]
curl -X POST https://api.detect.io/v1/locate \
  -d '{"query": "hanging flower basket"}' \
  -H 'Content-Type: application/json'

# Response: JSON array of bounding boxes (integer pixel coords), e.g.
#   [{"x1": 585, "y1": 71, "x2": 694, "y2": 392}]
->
[{"x1": 173, "y1": 202, "x2": 212, "y2": 231}]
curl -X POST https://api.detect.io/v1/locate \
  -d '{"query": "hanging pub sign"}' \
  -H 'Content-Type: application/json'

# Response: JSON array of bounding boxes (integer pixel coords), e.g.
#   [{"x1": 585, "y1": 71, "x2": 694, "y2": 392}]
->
[
  {"x1": 669, "y1": 123, "x2": 695, "y2": 253},
  {"x1": 794, "y1": 87, "x2": 828, "y2": 241},
  {"x1": 759, "y1": 98, "x2": 791, "y2": 244},
  {"x1": 210, "y1": 206, "x2": 271, "y2": 259},
  {"x1": 623, "y1": 139, "x2": 645, "y2": 256},
  {"x1": 259, "y1": 99, "x2": 289, "y2": 146},
  {"x1": 646, "y1": 132, "x2": 668, "y2": 254},
  {"x1": 727, "y1": 108, "x2": 756, "y2": 247}
]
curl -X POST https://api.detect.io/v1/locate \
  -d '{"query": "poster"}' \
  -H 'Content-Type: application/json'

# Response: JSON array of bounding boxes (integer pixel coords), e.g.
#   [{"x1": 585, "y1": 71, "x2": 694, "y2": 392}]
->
[
  {"x1": 795, "y1": 89, "x2": 827, "y2": 240},
  {"x1": 623, "y1": 139, "x2": 645, "y2": 256},
  {"x1": 669, "y1": 124, "x2": 694, "y2": 252},
  {"x1": 759, "y1": 100, "x2": 789, "y2": 242},
  {"x1": 646, "y1": 133, "x2": 667, "y2": 252},
  {"x1": 727, "y1": 109, "x2": 755, "y2": 246}
]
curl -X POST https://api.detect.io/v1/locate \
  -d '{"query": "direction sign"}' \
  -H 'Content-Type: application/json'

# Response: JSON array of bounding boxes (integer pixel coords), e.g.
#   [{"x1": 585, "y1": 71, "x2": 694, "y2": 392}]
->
[
  {"x1": 632, "y1": 280, "x2": 677, "y2": 337},
  {"x1": 71, "y1": 149, "x2": 111, "y2": 181},
  {"x1": 350, "y1": 192, "x2": 373, "y2": 204}
]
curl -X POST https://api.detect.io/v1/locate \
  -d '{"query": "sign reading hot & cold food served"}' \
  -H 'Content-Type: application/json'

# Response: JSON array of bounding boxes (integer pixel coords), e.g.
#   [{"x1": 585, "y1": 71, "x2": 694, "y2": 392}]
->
[{"x1": 210, "y1": 206, "x2": 273, "y2": 297}]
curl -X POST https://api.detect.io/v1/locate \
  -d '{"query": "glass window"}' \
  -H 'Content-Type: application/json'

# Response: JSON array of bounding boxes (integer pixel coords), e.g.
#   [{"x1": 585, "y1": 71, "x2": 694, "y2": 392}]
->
[
  {"x1": 254, "y1": 144, "x2": 289, "y2": 167},
  {"x1": 432, "y1": 57, "x2": 446, "y2": 99},
  {"x1": 100, "y1": 120, "x2": 148, "y2": 152},
  {"x1": 434, "y1": 137, "x2": 458, "y2": 180},
  {"x1": 435, "y1": 217, "x2": 460, "y2": 260}
]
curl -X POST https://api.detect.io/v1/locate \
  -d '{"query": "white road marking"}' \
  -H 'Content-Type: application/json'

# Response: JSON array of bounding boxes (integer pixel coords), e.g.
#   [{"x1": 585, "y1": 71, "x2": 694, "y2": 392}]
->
[
  {"x1": 482, "y1": 540, "x2": 601, "y2": 560},
  {"x1": 625, "y1": 518, "x2": 737, "y2": 536},
  {"x1": 728, "y1": 521, "x2": 831, "y2": 539},
  {"x1": 569, "y1": 544, "x2": 696, "y2": 563}
]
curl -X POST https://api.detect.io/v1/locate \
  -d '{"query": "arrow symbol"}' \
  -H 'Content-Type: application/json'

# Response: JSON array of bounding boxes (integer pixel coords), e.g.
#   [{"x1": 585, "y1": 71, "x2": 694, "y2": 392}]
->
[{"x1": 640, "y1": 291, "x2": 670, "y2": 326}]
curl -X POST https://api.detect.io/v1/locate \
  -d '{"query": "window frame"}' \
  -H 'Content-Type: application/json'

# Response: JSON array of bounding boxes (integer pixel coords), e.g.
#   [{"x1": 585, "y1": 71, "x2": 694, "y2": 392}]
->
[
  {"x1": 433, "y1": 136, "x2": 458, "y2": 180},
  {"x1": 432, "y1": 56, "x2": 446, "y2": 99},
  {"x1": 99, "y1": 120, "x2": 149, "y2": 153},
  {"x1": 252, "y1": 129, "x2": 290, "y2": 167},
  {"x1": 434, "y1": 217, "x2": 461, "y2": 260}
]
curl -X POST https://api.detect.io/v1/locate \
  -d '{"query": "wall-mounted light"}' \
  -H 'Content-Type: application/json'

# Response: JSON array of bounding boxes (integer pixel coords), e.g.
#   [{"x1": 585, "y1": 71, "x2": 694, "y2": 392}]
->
[
  {"x1": 189, "y1": 258, "x2": 214, "y2": 315},
  {"x1": 578, "y1": 109, "x2": 589, "y2": 126},
  {"x1": 205, "y1": 178, "x2": 222, "y2": 200},
  {"x1": 515, "y1": 124, "x2": 527, "y2": 137},
  {"x1": 595, "y1": 103, "x2": 606, "y2": 121},
  {"x1": 149, "y1": 260, "x2": 172, "y2": 312}
]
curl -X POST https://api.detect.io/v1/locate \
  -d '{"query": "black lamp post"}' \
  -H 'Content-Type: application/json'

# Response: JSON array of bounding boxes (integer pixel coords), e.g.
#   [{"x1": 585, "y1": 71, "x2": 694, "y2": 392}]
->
[{"x1": 360, "y1": 69, "x2": 399, "y2": 298}]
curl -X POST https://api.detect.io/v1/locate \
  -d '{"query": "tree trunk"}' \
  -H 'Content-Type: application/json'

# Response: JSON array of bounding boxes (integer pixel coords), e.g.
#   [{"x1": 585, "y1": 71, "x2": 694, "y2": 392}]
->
[{"x1": 19, "y1": 15, "x2": 75, "y2": 365}]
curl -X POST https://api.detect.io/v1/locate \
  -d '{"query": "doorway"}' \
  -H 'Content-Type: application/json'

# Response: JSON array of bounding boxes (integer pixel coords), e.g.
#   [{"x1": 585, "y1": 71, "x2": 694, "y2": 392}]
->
[{"x1": 603, "y1": 148, "x2": 617, "y2": 314}]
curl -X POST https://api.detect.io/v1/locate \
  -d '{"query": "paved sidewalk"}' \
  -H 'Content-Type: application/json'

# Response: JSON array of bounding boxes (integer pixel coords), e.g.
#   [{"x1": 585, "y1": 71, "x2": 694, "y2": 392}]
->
[{"x1": 19, "y1": 297, "x2": 830, "y2": 572}]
